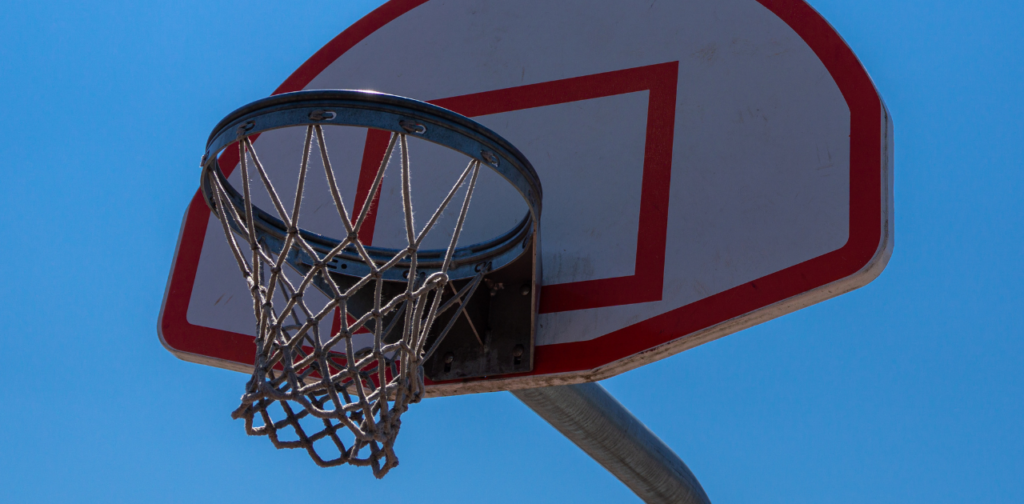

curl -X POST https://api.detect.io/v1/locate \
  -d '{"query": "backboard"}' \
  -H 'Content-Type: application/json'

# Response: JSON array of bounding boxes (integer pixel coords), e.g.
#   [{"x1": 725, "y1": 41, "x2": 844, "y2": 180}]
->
[{"x1": 160, "y1": 0, "x2": 893, "y2": 396}]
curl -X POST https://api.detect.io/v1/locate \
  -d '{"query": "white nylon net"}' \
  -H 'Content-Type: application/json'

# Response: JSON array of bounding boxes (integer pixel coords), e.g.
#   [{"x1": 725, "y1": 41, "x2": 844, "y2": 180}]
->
[{"x1": 208, "y1": 125, "x2": 481, "y2": 477}]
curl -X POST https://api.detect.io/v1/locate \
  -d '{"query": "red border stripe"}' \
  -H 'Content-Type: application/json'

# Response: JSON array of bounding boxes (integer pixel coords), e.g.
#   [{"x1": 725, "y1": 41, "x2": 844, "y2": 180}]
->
[{"x1": 351, "y1": 62, "x2": 679, "y2": 313}]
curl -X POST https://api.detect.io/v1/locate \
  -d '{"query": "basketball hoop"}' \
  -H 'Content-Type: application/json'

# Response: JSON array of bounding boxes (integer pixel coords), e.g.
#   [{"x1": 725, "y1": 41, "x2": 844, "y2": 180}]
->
[{"x1": 199, "y1": 90, "x2": 541, "y2": 477}]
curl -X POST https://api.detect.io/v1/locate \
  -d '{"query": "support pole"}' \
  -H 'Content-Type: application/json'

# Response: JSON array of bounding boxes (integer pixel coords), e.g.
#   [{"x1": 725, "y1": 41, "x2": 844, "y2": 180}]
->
[{"x1": 513, "y1": 383, "x2": 711, "y2": 504}]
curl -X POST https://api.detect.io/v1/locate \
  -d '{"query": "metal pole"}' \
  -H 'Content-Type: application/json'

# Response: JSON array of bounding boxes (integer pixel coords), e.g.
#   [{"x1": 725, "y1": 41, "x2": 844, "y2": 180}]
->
[{"x1": 513, "y1": 383, "x2": 711, "y2": 504}]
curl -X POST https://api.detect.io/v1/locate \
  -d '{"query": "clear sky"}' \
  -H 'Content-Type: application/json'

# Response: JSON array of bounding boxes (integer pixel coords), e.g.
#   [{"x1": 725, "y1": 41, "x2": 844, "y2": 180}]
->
[{"x1": 1, "y1": 0, "x2": 1021, "y2": 502}]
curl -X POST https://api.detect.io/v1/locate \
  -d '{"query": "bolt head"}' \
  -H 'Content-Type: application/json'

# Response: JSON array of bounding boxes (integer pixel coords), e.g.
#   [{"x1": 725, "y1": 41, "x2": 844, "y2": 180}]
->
[{"x1": 481, "y1": 150, "x2": 499, "y2": 166}]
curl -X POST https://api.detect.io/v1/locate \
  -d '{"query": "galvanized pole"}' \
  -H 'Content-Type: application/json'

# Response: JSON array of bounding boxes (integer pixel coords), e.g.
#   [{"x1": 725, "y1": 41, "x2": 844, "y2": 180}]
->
[{"x1": 513, "y1": 383, "x2": 711, "y2": 504}]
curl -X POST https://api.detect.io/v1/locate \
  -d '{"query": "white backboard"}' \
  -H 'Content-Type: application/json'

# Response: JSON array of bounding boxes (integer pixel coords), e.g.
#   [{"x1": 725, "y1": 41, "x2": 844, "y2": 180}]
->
[{"x1": 160, "y1": 0, "x2": 893, "y2": 395}]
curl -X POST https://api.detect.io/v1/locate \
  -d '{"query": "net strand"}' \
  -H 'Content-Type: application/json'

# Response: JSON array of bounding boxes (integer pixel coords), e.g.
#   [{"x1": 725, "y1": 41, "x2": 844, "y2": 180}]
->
[{"x1": 213, "y1": 127, "x2": 481, "y2": 477}]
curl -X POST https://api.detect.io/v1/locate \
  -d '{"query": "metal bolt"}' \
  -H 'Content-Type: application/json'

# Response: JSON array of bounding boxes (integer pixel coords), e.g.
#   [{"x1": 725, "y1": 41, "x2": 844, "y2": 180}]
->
[
  {"x1": 399, "y1": 120, "x2": 426, "y2": 134},
  {"x1": 513, "y1": 344, "x2": 525, "y2": 366},
  {"x1": 481, "y1": 150, "x2": 500, "y2": 167},
  {"x1": 236, "y1": 121, "x2": 255, "y2": 137},
  {"x1": 488, "y1": 281, "x2": 504, "y2": 297},
  {"x1": 309, "y1": 110, "x2": 337, "y2": 121}
]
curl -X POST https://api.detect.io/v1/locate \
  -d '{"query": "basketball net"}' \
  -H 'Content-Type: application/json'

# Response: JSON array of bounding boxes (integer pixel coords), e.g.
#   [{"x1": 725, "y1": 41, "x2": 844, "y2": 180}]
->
[{"x1": 209, "y1": 125, "x2": 480, "y2": 477}]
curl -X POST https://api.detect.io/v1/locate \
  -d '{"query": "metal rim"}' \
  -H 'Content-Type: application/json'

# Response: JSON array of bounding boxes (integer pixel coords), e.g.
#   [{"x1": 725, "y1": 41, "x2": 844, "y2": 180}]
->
[{"x1": 199, "y1": 90, "x2": 541, "y2": 282}]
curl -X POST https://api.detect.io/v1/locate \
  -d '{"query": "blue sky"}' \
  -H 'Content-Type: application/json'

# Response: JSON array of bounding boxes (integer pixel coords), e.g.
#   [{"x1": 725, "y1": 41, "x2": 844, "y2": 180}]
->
[{"x1": 1, "y1": 0, "x2": 1022, "y2": 502}]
